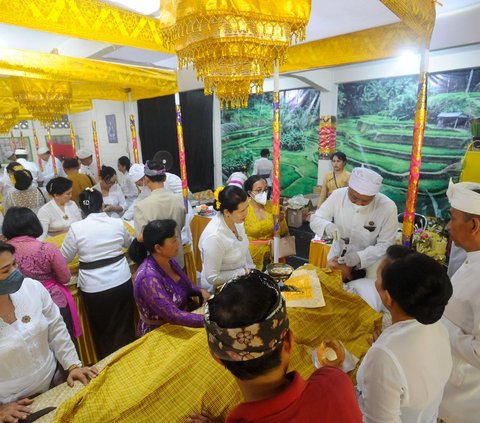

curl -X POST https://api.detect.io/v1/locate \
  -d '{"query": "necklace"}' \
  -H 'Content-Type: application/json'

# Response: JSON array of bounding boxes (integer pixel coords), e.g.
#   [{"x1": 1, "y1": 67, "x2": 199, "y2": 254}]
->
[{"x1": 231, "y1": 227, "x2": 242, "y2": 242}]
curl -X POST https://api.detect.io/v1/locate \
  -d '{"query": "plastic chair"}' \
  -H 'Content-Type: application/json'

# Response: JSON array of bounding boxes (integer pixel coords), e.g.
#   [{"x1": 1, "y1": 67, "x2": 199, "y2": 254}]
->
[{"x1": 397, "y1": 212, "x2": 427, "y2": 229}]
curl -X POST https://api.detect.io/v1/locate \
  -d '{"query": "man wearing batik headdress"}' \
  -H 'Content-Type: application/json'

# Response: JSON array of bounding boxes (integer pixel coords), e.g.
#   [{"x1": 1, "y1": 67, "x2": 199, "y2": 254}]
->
[
  {"x1": 187, "y1": 270, "x2": 362, "y2": 423},
  {"x1": 133, "y1": 160, "x2": 186, "y2": 267},
  {"x1": 439, "y1": 180, "x2": 480, "y2": 423}
]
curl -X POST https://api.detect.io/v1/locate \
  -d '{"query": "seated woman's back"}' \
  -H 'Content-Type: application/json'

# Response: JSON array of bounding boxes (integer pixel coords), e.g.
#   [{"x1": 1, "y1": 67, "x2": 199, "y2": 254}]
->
[{"x1": 4, "y1": 169, "x2": 47, "y2": 213}]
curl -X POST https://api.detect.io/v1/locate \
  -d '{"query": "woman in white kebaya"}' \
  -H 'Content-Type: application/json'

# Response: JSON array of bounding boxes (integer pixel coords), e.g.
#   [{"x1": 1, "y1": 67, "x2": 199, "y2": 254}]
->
[
  {"x1": 357, "y1": 245, "x2": 453, "y2": 423},
  {"x1": 0, "y1": 241, "x2": 96, "y2": 422},
  {"x1": 37, "y1": 177, "x2": 82, "y2": 240},
  {"x1": 93, "y1": 165, "x2": 126, "y2": 218}
]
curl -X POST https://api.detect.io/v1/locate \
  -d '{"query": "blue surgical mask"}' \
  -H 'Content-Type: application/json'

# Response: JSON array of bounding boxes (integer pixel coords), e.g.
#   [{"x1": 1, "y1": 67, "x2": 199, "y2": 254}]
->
[{"x1": 0, "y1": 268, "x2": 24, "y2": 295}]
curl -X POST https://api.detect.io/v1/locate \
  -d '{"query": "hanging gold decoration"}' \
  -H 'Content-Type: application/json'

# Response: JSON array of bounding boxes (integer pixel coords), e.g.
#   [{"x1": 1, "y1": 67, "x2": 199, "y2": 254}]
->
[
  {"x1": 160, "y1": 0, "x2": 311, "y2": 108},
  {"x1": 0, "y1": 107, "x2": 18, "y2": 135},
  {"x1": 10, "y1": 77, "x2": 72, "y2": 125}
]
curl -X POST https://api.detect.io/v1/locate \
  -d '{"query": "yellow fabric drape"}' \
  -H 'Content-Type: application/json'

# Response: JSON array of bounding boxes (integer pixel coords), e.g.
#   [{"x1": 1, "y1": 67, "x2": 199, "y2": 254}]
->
[
  {"x1": 53, "y1": 265, "x2": 381, "y2": 422},
  {"x1": 0, "y1": 0, "x2": 173, "y2": 53},
  {"x1": 0, "y1": 48, "x2": 178, "y2": 102}
]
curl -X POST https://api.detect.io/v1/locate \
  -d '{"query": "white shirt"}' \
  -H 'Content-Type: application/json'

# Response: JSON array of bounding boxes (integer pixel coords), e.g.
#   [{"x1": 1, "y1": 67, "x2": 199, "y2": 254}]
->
[
  {"x1": 357, "y1": 319, "x2": 452, "y2": 423},
  {"x1": 61, "y1": 212, "x2": 133, "y2": 293},
  {"x1": 41, "y1": 156, "x2": 67, "y2": 185},
  {"x1": 0, "y1": 278, "x2": 81, "y2": 404},
  {"x1": 93, "y1": 183, "x2": 127, "y2": 218},
  {"x1": 199, "y1": 213, "x2": 254, "y2": 293},
  {"x1": 37, "y1": 199, "x2": 83, "y2": 240},
  {"x1": 79, "y1": 159, "x2": 98, "y2": 181},
  {"x1": 165, "y1": 172, "x2": 183, "y2": 195},
  {"x1": 253, "y1": 157, "x2": 273, "y2": 185},
  {"x1": 310, "y1": 188, "x2": 398, "y2": 270},
  {"x1": 226, "y1": 172, "x2": 248, "y2": 189},
  {"x1": 440, "y1": 251, "x2": 480, "y2": 423},
  {"x1": 17, "y1": 159, "x2": 40, "y2": 188},
  {"x1": 117, "y1": 171, "x2": 139, "y2": 208}
]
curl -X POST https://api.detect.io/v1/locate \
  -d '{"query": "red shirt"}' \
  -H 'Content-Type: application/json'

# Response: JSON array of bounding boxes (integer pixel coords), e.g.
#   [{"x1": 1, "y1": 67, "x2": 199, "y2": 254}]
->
[{"x1": 226, "y1": 367, "x2": 362, "y2": 423}]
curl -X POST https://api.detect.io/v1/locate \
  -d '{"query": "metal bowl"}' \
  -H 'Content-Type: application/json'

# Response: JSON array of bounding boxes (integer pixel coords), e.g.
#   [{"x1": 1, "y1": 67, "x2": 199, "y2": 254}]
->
[{"x1": 266, "y1": 263, "x2": 294, "y2": 283}]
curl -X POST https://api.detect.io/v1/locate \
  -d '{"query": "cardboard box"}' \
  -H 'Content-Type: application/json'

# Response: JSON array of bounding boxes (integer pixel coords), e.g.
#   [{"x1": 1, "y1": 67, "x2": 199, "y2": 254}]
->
[{"x1": 287, "y1": 207, "x2": 303, "y2": 228}]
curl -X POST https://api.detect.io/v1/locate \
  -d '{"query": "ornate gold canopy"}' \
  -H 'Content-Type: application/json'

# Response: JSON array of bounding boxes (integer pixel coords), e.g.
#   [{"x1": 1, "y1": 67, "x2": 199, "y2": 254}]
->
[{"x1": 159, "y1": 0, "x2": 311, "y2": 108}]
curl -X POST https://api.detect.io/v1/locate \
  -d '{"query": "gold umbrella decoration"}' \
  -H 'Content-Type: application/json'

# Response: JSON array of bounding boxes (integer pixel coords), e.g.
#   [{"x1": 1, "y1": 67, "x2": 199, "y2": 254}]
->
[
  {"x1": 10, "y1": 77, "x2": 72, "y2": 125},
  {"x1": 160, "y1": 0, "x2": 311, "y2": 108}
]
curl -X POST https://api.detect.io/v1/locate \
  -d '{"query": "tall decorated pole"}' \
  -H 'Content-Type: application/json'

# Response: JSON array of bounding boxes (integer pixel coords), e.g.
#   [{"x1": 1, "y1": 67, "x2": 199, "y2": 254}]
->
[
  {"x1": 69, "y1": 122, "x2": 76, "y2": 156},
  {"x1": 19, "y1": 131, "x2": 25, "y2": 149},
  {"x1": 92, "y1": 121, "x2": 101, "y2": 176},
  {"x1": 272, "y1": 60, "x2": 281, "y2": 263},
  {"x1": 174, "y1": 93, "x2": 189, "y2": 211},
  {"x1": 129, "y1": 115, "x2": 140, "y2": 164},
  {"x1": 402, "y1": 50, "x2": 430, "y2": 247},
  {"x1": 31, "y1": 121, "x2": 43, "y2": 171},
  {"x1": 10, "y1": 131, "x2": 16, "y2": 152},
  {"x1": 47, "y1": 127, "x2": 57, "y2": 176}
]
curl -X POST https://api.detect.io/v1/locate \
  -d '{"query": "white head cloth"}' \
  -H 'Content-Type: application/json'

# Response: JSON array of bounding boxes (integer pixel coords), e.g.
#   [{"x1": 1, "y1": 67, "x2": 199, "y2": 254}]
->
[
  {"x1": 348, "y1": 167, "x2": 383, "y2": 196},
  {"x1": 76, "y1": 148, "x2": 93, "y2": 160},
  {"x1": 37, "y1": 146, "x2": 50, "y2": 155},
  {"x1": 129, "y1": 163, "x2": 145, "y2": 182},
  {"x1": 447, "y1": 179, "x2": 480, "y2": 214}
]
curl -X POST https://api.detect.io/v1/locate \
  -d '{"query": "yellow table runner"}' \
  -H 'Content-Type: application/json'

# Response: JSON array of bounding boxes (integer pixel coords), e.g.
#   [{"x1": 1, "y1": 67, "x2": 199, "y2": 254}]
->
[{"x1": 49, "y1": 264, "x2": 380, "y2": 423}]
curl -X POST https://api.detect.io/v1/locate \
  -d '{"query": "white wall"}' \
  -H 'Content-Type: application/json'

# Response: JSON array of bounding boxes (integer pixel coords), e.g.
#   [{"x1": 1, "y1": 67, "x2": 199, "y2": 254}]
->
[{"x1": 69, "y1": 99, "x2": 142, "y2": 169}]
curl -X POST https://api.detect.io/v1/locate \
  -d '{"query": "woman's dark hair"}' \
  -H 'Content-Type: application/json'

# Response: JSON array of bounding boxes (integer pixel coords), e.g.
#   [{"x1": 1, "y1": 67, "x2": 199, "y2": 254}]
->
[
  {"x1": 144, "y1": 160, "x2": 166, "y2": 183},
  {"x1": 128, "y1": 219, "x2": 177, "y2": 264},
  {"x1": 331, "y1": 151, "x2": 347, "y2": 163},
  {"x1": 13, "y1": 169, "x2": 33, "y2": 191},
  {"x1": 0, "y1": 241, "x2": 15, "y2": 255},
  {"x1": 46, "y1": 177, "x2": 73, "y2": 196},
  {"x1": 2, "y1": 207, "x2": 43, "y2": 239},
  {"x1": 79, "y1": 188, "x2": 103, "y2": 216},
  {"x1": 99, "y1": 165, "x2": 116, "y2": 182},
  {"x1": 63, "y1": 158, "x2": 80, "y2": 170},
  {"x1": 244, "y1": 175, "x2": 266, "y2": 193},
  {"x1": 381, "y1": 245, "x2": 453, "y2": 324},
  {"x1": 214, "y1": 185, "x2": 247, "y2": 213},
  {"x1": 208, "y1": 272, "x2": 282, "y2": 380},
  {"x1": 118, "y1": 156, "x2": 131, "y2": 171},
  {"x1": 6, "y1": 162, "x2": 21, "y2": 173}
]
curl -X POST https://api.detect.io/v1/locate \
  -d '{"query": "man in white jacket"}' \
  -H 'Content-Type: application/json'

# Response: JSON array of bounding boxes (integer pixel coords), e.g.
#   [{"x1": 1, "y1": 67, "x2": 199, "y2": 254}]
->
[
  {"x1": 439, "y1": 180, "x2": 480, "y2": 423},
  {"x1": 310, "y1": 167, "x2": 398, "y2": 276}
]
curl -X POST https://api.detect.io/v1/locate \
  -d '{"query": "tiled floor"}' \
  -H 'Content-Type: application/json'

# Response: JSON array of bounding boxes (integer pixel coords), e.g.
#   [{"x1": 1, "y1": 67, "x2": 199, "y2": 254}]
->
[{"x1": 286, "y1": 222, "x2": 315, "y2": 269}]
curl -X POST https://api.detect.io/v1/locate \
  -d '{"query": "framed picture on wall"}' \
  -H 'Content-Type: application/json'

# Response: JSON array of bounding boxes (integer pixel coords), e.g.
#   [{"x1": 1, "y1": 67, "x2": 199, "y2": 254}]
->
[{"x1": 106, "y1": 114, "x2": 118, "y2": 144}]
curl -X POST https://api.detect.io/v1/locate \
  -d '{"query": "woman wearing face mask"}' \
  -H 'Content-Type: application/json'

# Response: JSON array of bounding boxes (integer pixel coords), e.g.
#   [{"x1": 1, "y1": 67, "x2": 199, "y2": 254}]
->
[
  {"x1": 243, "y1": 176, "x2": 288, "y2": 270},
  {"x1": 0, "y1": 242, "x2": 96, "y2": 420},
  {"x1": 318, "y1": 151, "x2": 350, "y2": 206}
]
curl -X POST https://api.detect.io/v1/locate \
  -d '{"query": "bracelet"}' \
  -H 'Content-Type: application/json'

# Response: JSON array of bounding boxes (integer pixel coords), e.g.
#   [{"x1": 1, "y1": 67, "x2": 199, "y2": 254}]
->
[{"x1": 67, "y1": 364, "x2": 80, "y2": 373}]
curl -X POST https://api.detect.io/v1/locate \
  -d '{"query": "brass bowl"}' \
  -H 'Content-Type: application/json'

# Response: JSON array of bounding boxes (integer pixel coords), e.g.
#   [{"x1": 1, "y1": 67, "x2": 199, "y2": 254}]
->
[{"x1": 266, "y1": 263, "x2": 294, "y2": 283}]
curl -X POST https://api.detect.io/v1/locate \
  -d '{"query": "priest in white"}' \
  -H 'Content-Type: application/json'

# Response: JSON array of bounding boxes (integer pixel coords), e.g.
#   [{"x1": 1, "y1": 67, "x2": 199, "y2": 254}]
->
[
  {"x1": 38, "y1": 146, "x2": 67, "y2": 185},
  {"x1": 439, "y1": 180, "x2": 480, "y2": 423},
  {"x1": 311, "y1": 167, "x2": 398, "y2": 273},
  {"x1": 76, "y1": 148, "x2": 98, "y2": 182}
]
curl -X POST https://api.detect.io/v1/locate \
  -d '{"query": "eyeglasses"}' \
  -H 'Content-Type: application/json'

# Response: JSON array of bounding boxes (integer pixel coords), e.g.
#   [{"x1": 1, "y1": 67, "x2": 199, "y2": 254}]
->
[{"x1": 252, "y1": 188, "x2": 268, "y2": 194}]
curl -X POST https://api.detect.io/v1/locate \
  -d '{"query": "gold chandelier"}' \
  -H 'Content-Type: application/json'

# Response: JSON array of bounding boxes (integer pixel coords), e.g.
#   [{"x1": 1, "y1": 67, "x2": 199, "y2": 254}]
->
[
  {"x1": 10, "y1": 77, "x2": 72, "y2": 125},
  {"x1": 160, "y1": 0, "x2": 311, "y2": 108},
  {"x1": 0, "y1": 107, "x2": 18, "y2": 134}
]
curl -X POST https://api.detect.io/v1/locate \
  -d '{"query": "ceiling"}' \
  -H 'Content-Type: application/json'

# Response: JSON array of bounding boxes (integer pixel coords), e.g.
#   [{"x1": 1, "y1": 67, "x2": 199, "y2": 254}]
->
[{"x1": 0, "y1": 1, "x2": 479, "y2": 77}]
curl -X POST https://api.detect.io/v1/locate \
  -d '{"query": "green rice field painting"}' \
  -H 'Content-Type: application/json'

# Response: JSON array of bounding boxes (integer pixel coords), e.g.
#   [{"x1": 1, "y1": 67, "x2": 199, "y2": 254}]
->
[{"x1": 221, "y1": 89, "x2": 320, "y2": 197}]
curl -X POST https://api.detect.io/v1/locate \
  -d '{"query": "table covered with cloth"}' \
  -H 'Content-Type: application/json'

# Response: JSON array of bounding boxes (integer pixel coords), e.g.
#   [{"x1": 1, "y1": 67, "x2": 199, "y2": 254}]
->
[{"x1": 27, "y1": 264, "x2": 382, "y2": 422}]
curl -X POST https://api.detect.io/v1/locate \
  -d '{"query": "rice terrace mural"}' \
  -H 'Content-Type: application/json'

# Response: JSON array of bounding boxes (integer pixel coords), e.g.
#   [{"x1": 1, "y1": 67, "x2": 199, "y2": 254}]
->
[
  {"x1": 338, "y1": 67, "x2": 480, "y2": 218},
  {"x1": 221, "y1": 89, "x2": 320, "y2": 197},
  {"x1": 220, "y1": 68, "x2": 480, "y2": 218}
]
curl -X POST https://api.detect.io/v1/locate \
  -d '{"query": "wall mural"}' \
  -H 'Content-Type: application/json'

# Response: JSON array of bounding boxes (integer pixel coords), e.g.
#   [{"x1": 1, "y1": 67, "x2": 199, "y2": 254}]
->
[
  {"x1": 220, "y1": 68, "x2": 480, "y2": 218},
  {"x1": 338, "y1": 67, "x2": 480, "y2": 219},
  {"x1": 221, "y1": 88, "x2": 320, "y2": 197}
]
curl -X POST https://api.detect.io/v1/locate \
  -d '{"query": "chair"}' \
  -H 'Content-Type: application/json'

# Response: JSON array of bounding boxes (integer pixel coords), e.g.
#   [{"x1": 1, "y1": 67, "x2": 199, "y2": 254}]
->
[{"x1": 397, "y1": 212, "x2": 427, "y2": 229}]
